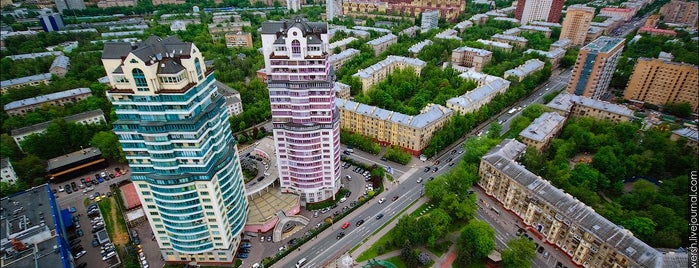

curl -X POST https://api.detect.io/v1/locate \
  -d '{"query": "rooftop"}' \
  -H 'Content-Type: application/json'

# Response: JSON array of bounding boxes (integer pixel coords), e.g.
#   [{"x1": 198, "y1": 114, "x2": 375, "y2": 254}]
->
[
  {"x1": 335, "y1": 99, "x2": 452, "y2": 129},
  {"x1": 504, "y1": 59, "x2": 545, "y2": 78},
  {"x1": 435, "y1": 29, "x2": 461, "y2": 40},
  {"x1": 453, "y1": 46, "x2": 492, "y2": 56},
  {"x1": 367, "y1": 33, "x2": 398, "y2": 46},
  {"x1": 329, "y1": 48, "x2": 360, "y2": 63},
  {"x1": 482, "y1": 139, "x2": 664, "y2": 268},
  {"x1": 11, "y1": 109, "x2": 105, "y2": 137},
  {"x1": 4, "y1": 88, "x2": 91, "y2": 111},
  {"x1": 493, "y1": 17, "x2": 520, "y2": 24},
  {"x1": 492, "y1": 34, "x2": 528, "y2": 43},
  {"x1": 672, "y1": 128, "x2": 699, "y2": 142},
  {"x1": 408, "y1": 40, "x2": 433, "y2": 54},
  {"x1": 551, "y1": 38, "x2": 572, "y2": 47},
  {"x1": 525, "y1": 48, "x2": 566, "y2": 59},
  {"x1": 519, "y1": 25, "x2": 552, "y2": 33},
  {"x1": 455, "y1": 20, "x2": 474, "y2": 30},
  {"x1": 0, "y1": 73, "x2": 52, "y2": 89},
  {"x1": 46, "y1": 147, "x2": 102, "y2": 171},
  {"x1": 119, "y1": 183, "x2": 141, "y2": 210},
  {"x1": 519, "y1": 112, "x2": 566, "y2": 142},
  {"x1": 328, "y1": 37, "x2": 358, "y2": 49},
  {"x1": 353, "y1": 25, "x2": 392, "y2": 33},
  {"x1": 215, "y1": 81, "x2": 240, "y2": 96},
  {"x1": 353, "y1": 56, "x2": 426, "y2": 79},
  {"x1": 546, "y1": 93, "x2": 634, "y2": 118},
  {"x1": 530, "y1": 21, "x2": 562, "y2": 27},
  {"x1": 50, "y1": 55, "x2": 70, "y2": 70},
  {"x1": 583, "y1": 36, "x2": 625, "y2": 53},
  {"x1": 0, "y1": 184, "x2": 70, "y2": 268},
  {"x1": 5, "y1": 51, "x2": 63, "y2": 61},
  {"x1": 447, "y1": 78, "x2": 510, "y2": 109},
  {"x1": 477, "y1": 39, "x2": 514, "y2": 50}
]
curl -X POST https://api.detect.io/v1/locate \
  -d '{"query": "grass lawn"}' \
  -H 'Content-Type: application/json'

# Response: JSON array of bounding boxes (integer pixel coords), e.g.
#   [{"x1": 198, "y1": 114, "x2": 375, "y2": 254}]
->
[
  {"x1": 426, "y1": 240, "x2": 453, "y2": 257},
  {"x1": 385, "y1": 256, "x2": 408, "y2": 268},
  {"x1": 409, "y1": 202, "x2": 435, "y2": 217},
  {"x1": 98, "y1": 197, "x2": 129, "y2": 245},
  {"x1": 356, "y1": 231, "x2": 398, "y2": 262}
]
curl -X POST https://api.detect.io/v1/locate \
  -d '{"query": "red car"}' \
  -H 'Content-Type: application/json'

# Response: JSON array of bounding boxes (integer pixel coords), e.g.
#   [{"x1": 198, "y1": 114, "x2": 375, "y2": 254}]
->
[{"x1": 341, "y1": 222, "x2": 350, "y2": 229}]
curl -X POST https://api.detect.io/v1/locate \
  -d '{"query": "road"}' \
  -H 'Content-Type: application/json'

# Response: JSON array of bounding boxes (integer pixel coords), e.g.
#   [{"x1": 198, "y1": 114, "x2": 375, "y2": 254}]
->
[{"x1": 612, "y1": 14, "x2": 651, "y2": 38}]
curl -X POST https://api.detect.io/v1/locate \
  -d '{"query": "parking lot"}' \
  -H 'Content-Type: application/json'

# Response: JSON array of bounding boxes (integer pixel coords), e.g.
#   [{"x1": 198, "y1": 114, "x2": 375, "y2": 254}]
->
[{"x1": 54, "y1": 163, "x2": 132, "y2": 268}]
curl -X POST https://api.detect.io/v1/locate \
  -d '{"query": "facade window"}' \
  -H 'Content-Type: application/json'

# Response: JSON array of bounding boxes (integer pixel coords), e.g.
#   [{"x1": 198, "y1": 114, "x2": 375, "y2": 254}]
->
[
  {"x1": 132, "y1": 68, "x2": 149, "y2": 92},
  {"x1": 195, "y1": 58, "x2": 203, "y2": 80},
  {"x1": 291, "y1": 40, "x2": 301, "y2": 57}
]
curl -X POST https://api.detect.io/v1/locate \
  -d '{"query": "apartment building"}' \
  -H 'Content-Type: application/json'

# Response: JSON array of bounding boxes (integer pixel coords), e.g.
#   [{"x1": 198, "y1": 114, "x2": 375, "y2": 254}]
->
[
  {"x1": 328, "y1": 26, "x2": 370, "y2": 39},
  {"x1": 400, "y1": 26, "x2": 421, "y2": 37},
  {"x1": 421, "y1": 10, "x2": 440, "y2": 32},
  {"x1": 11, "y1": 109, "x2": 105, "y2": 150},
  {"x1": 447, "y1": 78, "x2": 511, "y2": 114},
  {"x1": 97, "y1": 0, "x2": 136, "y2": 8},
  {"x1": 525, "y1": 48, "x2": 565, "y2": 67},
  {"x1": 212, "y1": 12, "x2": 241, "y2": 24},
  {"x1": 455, "y1": 20, "x2": 474, "y2": 32},
  {"x1": 434, "y1": 29, "x2": 462, "y2": 40},
  {"x1": 586, "y1": 26, "x2": 605, "y2": 43},
  {"x1": 504, "y1": 59, "x2": 545, "y2": 81},
  {"x1": 329, "y1": 48, "x2": 360, "y2": 71},
  {"x1": 102, "y1": 36, "x2": 248, "y2": 264},
  {"x1": 637, "y1": 26, "x2": 677, "y2": 36},
  {"x1": 4, "y1": 87, "x2": 92, "y2": 116},
  {"x1": 451, "y1": 46, "x2": 492, "y2": 72},
  {"x1": 216, "y1": 81, "x2": 244, "y2": 117},
  {"x1": 591, "y1": 17, "x2": 624, "y2": 34},
  {"x1": 547, "y1": 93, "x2": 634, "y2": 123},
  {"x1": 55, "y1": 0, "x2": 86, "y2": 11},
  {"x1": 334, "y1": 82, "x2": 351, "y2": 99},
  {"x1": 518, "y1": 112, "x2": 566, "y2": 152},
  {"x1": 336, "y1": 99, "x2": 453, "y2": 155},
  {"x1": 567, "y1": 36, "x2": 625, "y2": 100},
  {"x1": 38, "y1": 13, "x2": 65, "y2": 32},
  {"x1": 367, "y1": 34, "x2": 398, "y2": 56},
  {"x1": 479, "y1": 139, "x2": 665, "y2": 268},
  {"x1": 518, "y1": 25, "x2": 552, "y2": 38},
  {"x1": 530, "y1": 21, "x2": 561, "y2": 28},
  {"x1": 353, "y1": 56, "x2": 426, "y2": 92},
  {"x1": 49, "y1": 55, "x2": 70, "y2": 77},
  {"x1": 660, "y1": 0, "x2": 699, "y2": 28},
  {"x1": 152, "y1": 0, "x2": 185, "y2": 5},
  {"x1": 408, "y1": 40, "x2": 433, "y2": 55},
  {"x1": 477, "y1": 39, "x2": 513, "y2": 52},
  {"x1": 624, "y1": 57, "x2": 698, "y2": 113},
  {"x1": 0, "y1": 158, "x2": 18, "y2": 184},
  {"x1": 326, "y1": 0, "x2": 342, "y2": 20},
  {"x1": 560, "y1": 5, "x2": 595, "y2": 46},
  {"x1": 0, "y1": 73, "x2": 52, "y2": 94},
  {"x1": 225, "y1": 32, "x2": 253, "y2": 48},
  {"x1": 342, "y1": 0, "x2": 465, "y2": 21},
  {"x1": 470, "y1": 14, "x2": 489, "y2": 25},
  {"x1": 645, "y1": 14, "x2": 661, "y2": 27},
  {"x1": 550, "y1": 38, "x2": 572, "y2": 50},
  {"x1": 261, "y1": 17, "x2": 341, "y2": 203},
  {"x1": 208, "y1": 21, "x2": 251, "y2": 37},
  {"x1": 328, "y1": 37, "x2": 357, "y2": 52},
  {"x1": 599, "y1": 7, "x2": 636, "y2": 21},
  {"x1": 514, "y1": 0, "x2": 565, "y2": 24}
]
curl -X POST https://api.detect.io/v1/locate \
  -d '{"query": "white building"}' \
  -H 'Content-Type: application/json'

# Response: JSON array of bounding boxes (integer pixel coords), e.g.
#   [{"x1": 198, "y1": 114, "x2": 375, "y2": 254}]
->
[
  {"x1": 447, "y1": 78, "x2": 511, "y2": 114},
  {"x1": 0, "y1": 158, "x2": 18, "y2": 184},
  {"x1": 421, "y1": 10, "x2": 440, "y2": 32},
  {"x1": 261, "y1": 17, "x2": 341, "y2": 203},
  {"x1": 504, "y1": 59, "x2": 545, "y2": 81}
]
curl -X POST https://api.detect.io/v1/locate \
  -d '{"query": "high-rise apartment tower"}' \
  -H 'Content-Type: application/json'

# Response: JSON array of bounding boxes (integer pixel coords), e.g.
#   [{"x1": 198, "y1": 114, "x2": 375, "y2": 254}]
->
[
  {"x1": 261, "y1": 18, "x2": 341, "y2": 203},
  {"x1": 560, "y1": 5, "x2": 596, "y2": 46},
  {"x1": 514, "y1": 0, "x2": 565, "y2": 25},
  {"x1": 624, "y1": 57, "x2": 698, "y2": 113},
  {"x1": 567, "y1": 36, "x2": 625, "y2": 100},
  {"x1": 101, "y1": 36, "x2": 248, "y2": 264}
]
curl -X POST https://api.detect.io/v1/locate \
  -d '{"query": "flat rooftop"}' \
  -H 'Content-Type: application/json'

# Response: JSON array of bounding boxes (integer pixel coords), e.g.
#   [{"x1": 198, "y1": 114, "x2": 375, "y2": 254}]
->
[
  {"x1": 583, "y1": 36, "x2": 625, "y2": 53},
  {"x1": 46, "y1": 147, "x2": 102, "y2": 171}
]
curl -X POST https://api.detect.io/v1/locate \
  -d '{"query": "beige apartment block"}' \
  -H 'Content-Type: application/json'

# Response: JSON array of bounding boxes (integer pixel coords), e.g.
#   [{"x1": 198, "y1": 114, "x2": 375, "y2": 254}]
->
[
  {"x1": 518, "y1": 112, "x2": 566, "y2": 152},
  {"x1": 479, "y1": 139, "x2": 666, "y2": 268},
  {"x1": 97, "y1": 0, "x2": 136, "y2": 8},
  {"x1": 560, "y1": 5, "x2": 595, "y2": 46},
  {"x1": 547, "y1": 93, "x2": 634, "y2": 123},
  {"x1": 660, "y1": 0, "x2": 699, "y2": 28},
  {"x1": 451, "y1": 46, "x2": 492, "y2": 72},
  {"x1": 3, "y1": 88, "x2": 92, "y2": 116},
  {"x1": 567, "y1": 36, "x2": 625, "y2": 100},
  {"x1": 447, "y1": 78, "x2": 510, "y2": 115},
  {"x1": 336, "y1": 99, "x2": 452, "y2": 155},
  {"x1": 624, "y1": 57, "x2": 698, "y2": 113},
  {"x1": 367, "y1": 34, "x2": 398, "y2": 56},
  {"x1": 342, "y1": 0, "x2": 465, "y2": 21},
  {"x1": 353, "y1": 55, "x2": 426, "y2": 92},
  {"x1": 329, "y1": 49, "x2": 360, "y2": 71},
  {"x1": 334, "y1": 82, "x2": 351, "y2": 99},
  {"x1": 225, "y1": 32, "x2": 253, "y2": 48}
]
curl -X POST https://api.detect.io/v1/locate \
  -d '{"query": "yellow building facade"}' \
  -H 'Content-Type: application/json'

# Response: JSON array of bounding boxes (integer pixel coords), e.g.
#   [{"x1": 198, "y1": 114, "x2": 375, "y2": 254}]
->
[{"x1": 624, "y1": 57, "x2": 698, "y2": 113}]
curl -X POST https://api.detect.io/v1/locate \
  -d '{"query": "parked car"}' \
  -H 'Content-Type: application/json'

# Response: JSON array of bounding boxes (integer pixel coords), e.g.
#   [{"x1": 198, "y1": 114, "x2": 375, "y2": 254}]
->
[
  {"x1": 236, "y1": 253, "x2": 249, "y2": 259},
  {"x1": 58, "y1": 185, "x2": 65, "y2": 192}
]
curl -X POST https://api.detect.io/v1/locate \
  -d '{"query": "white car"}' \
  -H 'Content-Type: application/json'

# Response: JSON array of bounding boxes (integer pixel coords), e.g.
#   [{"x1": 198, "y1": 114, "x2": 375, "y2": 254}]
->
[
  {"x1": 339, "y1": 197, "x2": 347, "y2": 203},
  {"x1": 58, "y1": 185, "x2": 65, "y2": 192},
  {"x1": 378, "y1": 198, "x2": 386, "y2": 204},
  {"x1": 417, "y1": 177, "x2": 423, "y2": 183}
]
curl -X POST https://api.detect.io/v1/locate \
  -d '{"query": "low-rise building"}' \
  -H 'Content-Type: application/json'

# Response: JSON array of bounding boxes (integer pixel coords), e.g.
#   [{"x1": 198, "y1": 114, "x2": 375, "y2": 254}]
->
[
  {"x1": 367, "y1": 34, "x2": 398, "y2": 56},
  {"x1": 336, "y1": 99, "x2": 453, "y2": 155},
  {"x1": 477, "y1": 39, "x2": 513, "y2": 52},
  {"x1": 457, "y1": 68, "x2": 502, "y2": 86},
  {"x1": 11, "y1": 109, "x2": 105, "y2": 150},
  {"x1": 329, "y1": 48, "x2": 360, "y2": 71},
  {"x1": 400, "y1": 26, "x2": 421, "y2": 37},
  {"x1": 637, "y1": 26, "x2": 678, "y2": 36},
  {"x1": 329, "y1": 37, "x2": 358, "y2": 52},
  {"x1": 470, "y1": 14, "x2": 489, "y2": 25},
  {"x1": 4, "y1": 87, "x2": 92, "y2": 117},
  {"x1": 493, "y1": 17, "x2": 520, "y2": 24},
  {"x1": 5, "y1": 51, "x2": 63, "y2": 61},
  {"x1": 550, "y1": 38, "x2": 572, "y2": 50},
  {"x1": 97, "y1": 0, "x2": 137, "y2": 8},
  {"x1": 0, "y1": 158, "x2": 18, "y2": 184},
  {"x1": 492, "y1": 34, "x2": 528, "y2": 47},
  {"x1": 152, "y1": 0, "x2": 185, "y2": 5},
  {"x1": 454, "y1": 20, "x2": 474, "y2": 32},
  {"x1": 212, "y1": 12, "x2": 241, "y2": 24},
  {"x1": 421, "y1": 10, "x2": 440, "y2": 32},
  {"x1": 547, "y1": 93, "x2": 634, "y2": 123},
  {"x1": 503, "y1": 27, "x2": 522, "y2": 36},
  {"x1": 518, "y1": 112, "x2": 566, "y2": 152},
  {"x1": 334, "y1": 82, "x2": 351, "y2": 99},
  {"x1": 434, "y1": 29, "x2": 461, "y2": 40},
  {"x1": 49, "y1": 55, "x2": 70, "y2": 78},
  {"x1": 591, "y1": 16, "x2": 624, "y2": 34},
  {"x1": 518, "y1": 25, "x2": 552, "y2": 38},
  {"x1": 0, "y1": 73, "x2": 52, "y2": 94},
  {"x1": 208, "y1": 21, "x2": 250, "y2": 37},
  {"x1": 101, "y1": 30, "x2": 144, "y2": 38},
  {"x1": 671, "y1": 127, "x2": 699, "y2": 152},
  {"x1": 353, "y1": 25, "x2": 392, "y2": 34},
  {"x1": 479, "y1": 139, "x2": 666, "y2": 268},
  {"x1": 408, "y1": 40, "x2": 433, "y2": 55},
  {"x1": 1, "y1": 184, "x2": 73, "y2": 267},
  {"x1": 586, "y1": 26, "x2": 605, "y2": 43},
  {"x1": 353, "y1": 55, "x2": 426, "y2": 92},
  {"x1": 216, "y1": 81, "x2": 243, "y2": 117},
  {"x1": 225, "y1": 31, "x2": 253, "y2": 48},
  {"x1": 447, "y1": 78, "x2": 510, "y2": 114},
  {"x1": 525, "y1": 48, "x2": 565, "y2": 67},
  {"x1": 451, "y1": 46, "x2": 492, "y2": 72},
  {"x1": 599, "y1": 7, "x2": 636, "y2": 21},
  {"x1": 530, "y1": 21, "x2": 561, "y2": 28},
  {"x1": 329, "y1": 26, "x2": 370, "y2": 39},
  {"x1": 504, "y1": 59, "x2": 545, "y2": 81}
]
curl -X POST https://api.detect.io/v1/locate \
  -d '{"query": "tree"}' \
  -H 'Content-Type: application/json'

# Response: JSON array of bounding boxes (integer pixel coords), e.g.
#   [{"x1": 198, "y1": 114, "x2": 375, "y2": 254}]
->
[
  {"x1": 502, "y1": 237, "x2": 536, "y2": 268},
  {"x1": 622, "y1": 216, "x2": 657, "y2": 240},
  {"x1": 663, "y1": 102, "x2": 692, "y2": 118},
  {"x1": 488, "y1": 123, "x2": 502, "y2": 138},
  {"x1": 90, "y1": 131, "x2": 126, "y2": 163},
  {"x1": 0, "y1": 134, "x2": 22, "y2": 159},
  {"x1": 400, "y1": 240, "x2": 419, "y2": 268},
  {"x1": 456, "y1": 220, "x2": 495, "y2": 266}
]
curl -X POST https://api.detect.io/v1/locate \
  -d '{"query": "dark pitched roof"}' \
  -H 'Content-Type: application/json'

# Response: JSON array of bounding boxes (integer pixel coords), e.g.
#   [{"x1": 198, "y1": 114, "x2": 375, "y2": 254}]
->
[
  {"x1": 157, "y1": 58, "x2": 185, "y2": 74},
  {"x1": 260, "y1": 17, "x2": 327, "y2": 35},
  {"x1": 102, "y1": 42, "x2": 135, "y2": 59}
]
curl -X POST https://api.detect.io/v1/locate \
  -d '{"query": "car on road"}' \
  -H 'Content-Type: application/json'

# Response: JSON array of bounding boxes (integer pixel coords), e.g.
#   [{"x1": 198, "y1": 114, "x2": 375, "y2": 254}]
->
[
  {"x1": 375, "y1": 213, "x2": 384, "y2": 220},
  {"x1": 336, "y1": 232, "x2": 345, "y2": 239},
  {"x1": 428, "y1": 177, "x2": 434, "y2": 181},
  {"x1": 416, "y1": 177, "x2": 423, "y2": 183},
  {"x1": 433, "y1": 166, "x2": 438, "y2": 172},
  {"x1": 260, "y1": 236, "x2": 265, "y2": 242},
  {"x1": 313, "y1": 211, "x2": 319, "y2": 218},
  {"x1": 339, "y1": 197, "x2": 347, "y2": 203},
  {"x1": 356, "y1": 219, "x2": 365, "y2": 227},
  {"x1": 392, "y1": 196, "x2": 399, "y2": 201},
  {"x1": 378, "y1": 198, "x2": 385, "y2": 204},
  {"x1": 341, "y1": 222, "x2": 350, "y2": 229},
  {"x1": 449, "y1": 162, "x2": 455, "y2": 166},
  {"x1": 423, "y1": 167, "x2": 430, "y2": 172}
]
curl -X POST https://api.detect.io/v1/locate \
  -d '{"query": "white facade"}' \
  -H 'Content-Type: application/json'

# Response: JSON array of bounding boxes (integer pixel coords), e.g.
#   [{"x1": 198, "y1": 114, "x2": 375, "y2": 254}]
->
[
  {"x1": 261, "y1": 18, "x2": 341, "y2": 203},
  {"x1": 520, "y1": 0, "x2": 554, "y2": 24},
  {"x1": 421, "y1": 10, "x2": 440, "y2": 32},
  {"x1": 0, "y1": 158, "x2": 18, "y2": 184}
]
